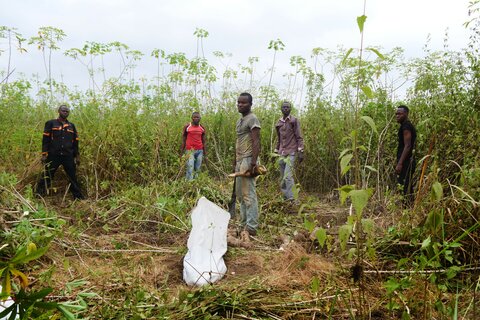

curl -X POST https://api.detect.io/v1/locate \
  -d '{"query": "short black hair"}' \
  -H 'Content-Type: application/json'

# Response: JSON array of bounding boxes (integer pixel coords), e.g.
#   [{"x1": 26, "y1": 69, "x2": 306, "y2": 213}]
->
[
  {"x1": 240, "y1": 92, "x2": 253, "y2": 104},
  {"x1": 58, "y1": 104, "x2": 69, "y2": 111},
  {"x1": 192, "y1": 111, "x2": 200, "y2": 116},
  {"x1": 397, "y1": 105, "x2": 409, "y2": 113}
]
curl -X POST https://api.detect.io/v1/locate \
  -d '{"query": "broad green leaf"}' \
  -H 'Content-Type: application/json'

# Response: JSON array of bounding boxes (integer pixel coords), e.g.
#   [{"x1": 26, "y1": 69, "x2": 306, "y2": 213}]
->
[
  {"x1": 357, "y1": 15, "x2": 367, "y2": 33},
  {"x1": 421, "y1": 236, "x2": 431, "y2": 249},
  {"x1": 340, "y1": 154, "x2": 353, "y2": 176},
  {"x1": 432, "y1": 181, "x2": 443, "y2": 201},
  {"x1": 357, "y1": 145, "x2": 367, "y2": 152},
  {"x1": 361, "y1": 116, "x2": 378, "y2": 134},
  {"x1": 338, "y1": 148, "x2": 352, "y2": 160},
  {"x1": 350, "y1": 129, "x2": 357, "y2": 140},
  {"x1": 348, "y1": 189, "x2": 371, "y2": 216},
  {"x1": 304, "y1": 217, "x2": 315, "y2": 233},
  {"x1": 338, "y1": 185, "x2": 355, "y2": 204},
  {"x1": 338, "y1": 224, "x2": 353, "y2": 251},
  {"x1": 315, "y1": 228, "x2": 327, "y2": 248},
  {"x1": 384, "y1": 278, "x2": 401, "y2": 294},
  {"x1": 367, "y1": 47, "x2": 385, "y2": 60},
  {"x1": 11, "y1": 245, "x2": 49, "y2": 264},
  {"x1": 425, "y1": 210, "x2": 443, "y2": 232},
  {"x1": 361, "y1": 85, "x2": 374, "y2": 99},
  {"x1": 340, "y1": 48, "x2": 353, "y2": 66},
  {"x1": 27, "y1": 287, "x2": 54, "y2": 300},
  {"x1": 57, "y1": 305, "x2": 76, "y2": 320}
]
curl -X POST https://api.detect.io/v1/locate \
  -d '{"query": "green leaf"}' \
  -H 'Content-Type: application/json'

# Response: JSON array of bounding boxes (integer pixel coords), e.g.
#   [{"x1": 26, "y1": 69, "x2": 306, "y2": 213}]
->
[
  {"x1": 59, "y1": 302, "x2": 87, "y2": 311},
  {"x1": 361, "y1": 116, "x2": 378, "y2": 135},
  {"x1": 77, "y1": 292, "x2": 98, "y2": 298},
  {"x1": 338, "y1": 148, "x2": 352, "y2": 160},
  {"x1": 421, "y1": 236, "x2": 431, "y2": 249},
  {"x1": 11, "y1": 245, "x2": 49, "y2": 264},
  {"x1": 348, "y1": 189, "x2": 371, "y2": 216},
  {"x1": 448, "y1": 242, "x2": 462, "y2": 248},
  {"x1": 425, "y1": 210, "x2": 443, "y2": 232},
  {"x1": 315, "y1": 228, "x2": 327, "y2": 248},
  {"x1": 27, "y1": 287, "x2": 53, "y2": 301},
  {"x1": 367, "y1": 47, "x2": 385, "y2": 60},
  {"x1": 337, "y1": 185, "x2": 355, "y2": 204},
  {"x1": 432, "y1": 181, "x2": 443, "y2": 201},
  {"x1": 57, "y1": 305, "x2": 76, "y2": 320},
  {"x1": 360, "y1": 85, "x2": 374, "y2": 99},
  {"x1": 384, "y1": 278, "x2": 400, "y2": 294},
  {"x1": 357, "y1": 15, "x2": 367, "y2": 33},
  {"x1": 340, "y1": 48, "x2": 353, "y2": 66},
  {"x1": 364, "y1": 165, "x2": 378, "y2": 173},
  {"x1": 1, "y1": 270, "x2": 11, "y2": 296},
  {"x1": 338, "y1": 224, "x2": 353, "y2": 251},
  {"x1": 304, "y1": 217, "x2": 315, "y2": 233},
  {"x1": 311, "y1": 276, "x2": 320, "y2": 294},
  {"x1": 340, "y1": 154, "x2": 353, "y2": 176}
]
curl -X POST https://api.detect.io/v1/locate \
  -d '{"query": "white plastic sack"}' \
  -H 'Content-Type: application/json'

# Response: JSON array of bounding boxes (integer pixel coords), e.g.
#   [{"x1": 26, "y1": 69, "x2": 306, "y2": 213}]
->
[
  {"x1": 0, "y1": 285, "x2": 18, "y2": 320},
  {"x1": 183, "y1": 197, "x2": 230, "y2": 286}
]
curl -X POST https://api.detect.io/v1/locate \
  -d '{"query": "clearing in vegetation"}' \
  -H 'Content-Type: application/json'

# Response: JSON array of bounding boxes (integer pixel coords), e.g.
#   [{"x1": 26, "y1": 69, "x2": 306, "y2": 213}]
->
[{"x1": 1, "y1": 2, "x2": 480, "y2": 319}]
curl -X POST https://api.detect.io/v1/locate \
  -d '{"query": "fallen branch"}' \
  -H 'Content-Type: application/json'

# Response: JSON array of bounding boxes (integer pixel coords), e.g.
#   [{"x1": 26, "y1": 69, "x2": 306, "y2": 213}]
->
[
  {"x1": 74, "y1": 248, "x2": 177, "y2": 254},
  {"x1": 364, "y1": 266, "x2": 480, "y2": 275}
]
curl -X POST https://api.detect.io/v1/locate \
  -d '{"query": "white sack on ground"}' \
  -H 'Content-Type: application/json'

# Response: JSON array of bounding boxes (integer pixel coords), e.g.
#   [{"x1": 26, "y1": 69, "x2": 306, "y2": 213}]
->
[
  {"x1": 183, "y1": 197, "x2": 230, "y2": 286},
  {"x1": 0, "y1": 285, "x2": 18, "y2": 320}
]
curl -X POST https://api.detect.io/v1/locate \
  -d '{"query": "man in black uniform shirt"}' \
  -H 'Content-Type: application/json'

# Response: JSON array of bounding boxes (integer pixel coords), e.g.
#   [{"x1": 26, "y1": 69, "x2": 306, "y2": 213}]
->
[
  {"x1": 395, "y1": 105, "x2": 416, "y2": 205},
  {"x1": 36, "y1": 105, "x2": 84, "y2": 200}
]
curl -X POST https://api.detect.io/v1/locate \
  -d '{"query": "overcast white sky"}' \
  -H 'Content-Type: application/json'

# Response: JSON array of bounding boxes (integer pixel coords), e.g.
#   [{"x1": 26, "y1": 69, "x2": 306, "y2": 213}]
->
[{"x1": 0, "y1": 0, "x2": 473, "y2": 94}]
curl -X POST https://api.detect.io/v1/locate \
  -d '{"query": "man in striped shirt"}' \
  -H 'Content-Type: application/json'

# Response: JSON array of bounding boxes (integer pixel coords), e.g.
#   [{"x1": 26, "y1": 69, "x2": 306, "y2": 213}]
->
[
  {"x1": 274, "y1": 101, "x2": 304, "y2": 202},
  {"x1": 181, "y1": 112, "x2": 206, "y2": 180}
]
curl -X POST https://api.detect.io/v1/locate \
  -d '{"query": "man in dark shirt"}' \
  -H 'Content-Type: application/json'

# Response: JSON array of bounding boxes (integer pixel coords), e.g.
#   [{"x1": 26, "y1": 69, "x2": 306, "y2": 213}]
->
[
  {"x1": 274, "y1": 101, "x2": 304, "y2": 201},
  {"x1": 36, "y1": 105, "x2": 84, "y2": 200},
  {"x1": 395, "y1": 105, "x2": 416, "y2": 205}
]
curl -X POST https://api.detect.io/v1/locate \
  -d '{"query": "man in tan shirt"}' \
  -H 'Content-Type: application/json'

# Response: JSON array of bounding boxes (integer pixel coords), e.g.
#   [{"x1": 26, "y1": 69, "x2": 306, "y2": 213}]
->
[{"x1": 233, "y1": 92, "x2": 261, "y2": 236}]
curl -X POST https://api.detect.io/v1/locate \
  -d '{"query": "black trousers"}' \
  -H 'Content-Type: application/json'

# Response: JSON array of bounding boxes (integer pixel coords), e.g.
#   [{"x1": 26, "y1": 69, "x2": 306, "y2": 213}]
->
[
  {"x1": 398, "y1": 157, "x2": 415, "y2": 205},
  {"x1": 36, "y1": 155, "x2": 83, "y2": 199}
]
